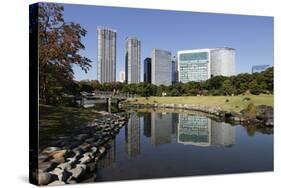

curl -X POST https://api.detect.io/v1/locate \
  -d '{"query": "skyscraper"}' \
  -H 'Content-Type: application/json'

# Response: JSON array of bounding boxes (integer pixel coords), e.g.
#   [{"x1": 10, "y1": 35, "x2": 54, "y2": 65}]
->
[
  {"x1": 177, "y1": 47, "x2": 235, "y2": 83},
  {"x1": 119, "y1": 71, "x2": 125, "y2": 83},
  {"x1": 151, "y1": 49, "x2": 172, "y2": 86},
  {"x1": 172, "y1": 55, "x2": 178, "y2": 84},
  {"x1": 143, "y1": 57, "x2": 151, "y2": 83},
  {"x1": 252, "y1": 65, "x2": 270, "y2": 73},
  {"x1": 211, "y1": 48, "x2": 235, "y2": 77},
  {"x1": 97, "y1": 27, "x2": 116, "y2": 83},
  {"x1": 125, "y1": 37, "x2": 141, "y2": 84}
]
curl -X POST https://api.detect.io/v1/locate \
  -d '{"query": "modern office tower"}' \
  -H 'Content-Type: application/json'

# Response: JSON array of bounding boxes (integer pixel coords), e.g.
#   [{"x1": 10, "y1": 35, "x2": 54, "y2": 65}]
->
[
  {"x1": 178, "y1": 49, "x2": 211, "y2": 83},
  {"x1": 143, "y1": 113, "x2": 151, "y2": 138},
  {"x1": 172, "y1": 56, "x2": 178, "y2": 84},
  {"x1": 177, "y1": 115, "x2": 211, "y2": 147},
  {"x1": 125, "y1": 113, "x2": 140, "y2": 159},
  {"x1": 125, "y1": 37, "x2": 141, "y2": 84},
  {"x1": 151, "y1": 49, "x2": 172, "y2": 86},
  {"x1": 151, "y1": 112, "x2": 172, "y2": 147},
  {"x1": 143, "y1": 57, "x2": 152, "y2": 83},
  {"x1": 97, "y1": 27, "x2": 117, "y2": 83},
  {"x1": 119, "y1": 71, "x2": 125, "y2": 83},
  {"x1": 177, "y1": 47, "x2": 235, "y2": 83},
  {"x1": 252, "y1": 65, "x2": 270, "y2": 73},
  {"x1": 210, "y1": 48, "x2": 235, "y2": 77},
  {"x1": 211, "y1": 120, "x2": 235, "y2": 147}
]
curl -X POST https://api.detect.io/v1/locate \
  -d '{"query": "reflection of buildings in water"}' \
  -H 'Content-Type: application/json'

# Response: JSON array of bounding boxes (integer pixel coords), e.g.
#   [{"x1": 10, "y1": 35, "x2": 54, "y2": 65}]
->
[
  {"x1": 211, "y1": 120, "x2": 235, "y2": 147},
  {"x1": 143, "y1": 113, "x2": 151, "y2": 138},
  {"x1": 177, "y1": 114, "x2": 235, "y2": 147},
  {"x1": 98, "y1": 139, "x2": 116, "y2": 168},
  {"x1": 172, "y1": 113, "x2": 179, "y2": 134},
  {"x1": 177, "y1": 115, "x2": 211, "y2": 147},
  {"x1": 125, "y1": 113, "x2": 140, "y2": 159},
  {"x1": 151, "y1": 112, "x2": 173, "y2": 147}
]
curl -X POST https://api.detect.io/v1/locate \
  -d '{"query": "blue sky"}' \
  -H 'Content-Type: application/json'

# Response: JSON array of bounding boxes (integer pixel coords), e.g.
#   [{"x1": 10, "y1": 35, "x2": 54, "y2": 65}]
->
[{"x1": 62, "y1": 3, "x2": 274, "y2": 81}]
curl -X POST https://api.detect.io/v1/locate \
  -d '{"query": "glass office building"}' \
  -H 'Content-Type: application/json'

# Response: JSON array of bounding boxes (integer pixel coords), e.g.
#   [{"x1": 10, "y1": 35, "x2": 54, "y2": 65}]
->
[
  {"x1": 151, "y1": 49, "x2": 172, "y2": 86},
  {"x1": 178, "y1": 48, "x2": 235, "y2": 83},
  {"x1": 143, "y1": 57, "x2": 152, "y2": 83},
  {"x1": 252, "y1": 65, "x2": 270, "y2": 73},
  {"x1": 177, "y1": 49, "x2": 211, "y2": 83}
]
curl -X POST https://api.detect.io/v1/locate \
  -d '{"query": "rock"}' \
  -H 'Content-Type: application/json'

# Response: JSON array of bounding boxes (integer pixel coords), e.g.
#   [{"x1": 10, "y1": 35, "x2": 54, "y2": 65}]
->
[
  {"x1": 67, "y1": 180, "x2": 77, "y2": 184},
  {"x1": 66, "y1": 157, "x2": 77, "y2": 165},
  {"x1": 57, "y1": 162, "x2": 72, "y2": 171},
  {"x1": 79, "y1": 155, "x2": 92, "y2": 164},
  {"x1": 38, "y1": 161, "x2": 57, "y2": 172},
  {"x1": 91, "y1": 147, "x2": 97, "y2": 153},
  {"x1": 50, "y1": 157, "x2": 65, "y2": 164},
  {"x1": 38, "y1": 171, "x2": 57, "y2": 185},
  {"x1": 78, "y1": 143, "x2": 91, "y2": 152},
  {"x1": 99, "y1": 146, "x2": 106, "y2": 154},
  {"x1": 42, "y1": 147, "x2": 61, "y2": 155},
  {"x1": 50, "y1": 150, "x2": 67, "y2": 159},
  {"x1": 48, "y1": 180, "x2": 66, "y2": 186},
  {"x1": 83, "y1": 174, "x2": 96, "y2": 183},
  {"x1": 67, "y1": 140, "x2": 82, "y2": 149},
  {"x1": 58, "y1": 170, "x2": 72, "y2": 182},
  {"x1": 38, "y1": 154, "x2": 50, "y2": 163},
  {"x1": 86, "y1": 162, "x2": 96, "y2": 172},
  {"x1": 74, "y1": 134, "x2": 89, "y2": 141},
  {"x1": 265, "y1": 119, "x2": 274, "y2": 127},
  {"x1": 85, "y1": 137, "x2": 98, "y2": 144},
  {"x1": 50, "y1": 168, "x2": 64, "y2": 176},
  {"x1": 73, "y1": 148, "x2": 83, "y2": 156},
  {"x1": 68, "y1": 164, "x2": 86, "y2": 179}
]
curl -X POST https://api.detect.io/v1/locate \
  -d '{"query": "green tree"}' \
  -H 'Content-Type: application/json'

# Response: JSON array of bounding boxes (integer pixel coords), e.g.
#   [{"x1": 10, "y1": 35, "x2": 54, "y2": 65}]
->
[{"x1": 222, "y1": 79, "x2": 235, "y2": 95}]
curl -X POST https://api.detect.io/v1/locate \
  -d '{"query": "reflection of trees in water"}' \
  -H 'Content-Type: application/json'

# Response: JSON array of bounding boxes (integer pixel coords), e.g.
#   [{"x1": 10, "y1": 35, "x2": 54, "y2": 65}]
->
[{"x1": 245, "y1": 124, "x2": 273, "y2": 136}]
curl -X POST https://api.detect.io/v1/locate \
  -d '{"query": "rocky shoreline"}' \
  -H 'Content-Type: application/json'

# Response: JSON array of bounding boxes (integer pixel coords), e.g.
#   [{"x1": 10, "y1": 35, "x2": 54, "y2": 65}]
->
[
  {"x1": 121, "y1": 103, "x2": 273, "y2": 127},
  {"x1": 35, "y1": 112, "x2": 128, "y2": 185}
]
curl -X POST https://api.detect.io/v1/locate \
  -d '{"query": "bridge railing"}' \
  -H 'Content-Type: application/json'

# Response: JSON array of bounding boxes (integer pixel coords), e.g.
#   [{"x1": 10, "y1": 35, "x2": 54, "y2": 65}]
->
[{"x1": 80, "y1": 91, "x2": 137, "y2": 99}]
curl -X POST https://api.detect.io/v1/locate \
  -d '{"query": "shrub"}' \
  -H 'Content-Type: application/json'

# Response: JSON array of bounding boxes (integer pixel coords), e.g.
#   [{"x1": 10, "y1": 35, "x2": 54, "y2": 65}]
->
[
  {"x1": 241, "y1": 103, "x2": 257, "y2": 118},
  {"x1": 243, "y1": 97, "x2": 251, "y2": 102}
]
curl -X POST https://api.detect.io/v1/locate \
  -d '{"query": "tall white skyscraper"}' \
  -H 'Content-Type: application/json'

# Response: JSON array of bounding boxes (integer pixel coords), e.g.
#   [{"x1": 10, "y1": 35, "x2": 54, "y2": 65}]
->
[
  {"x1": 125, "y1": 37, "x2": 141, "y2": 84},
  {"x1": 97, "y1": 27, "x2": 117, "y2": 83}
]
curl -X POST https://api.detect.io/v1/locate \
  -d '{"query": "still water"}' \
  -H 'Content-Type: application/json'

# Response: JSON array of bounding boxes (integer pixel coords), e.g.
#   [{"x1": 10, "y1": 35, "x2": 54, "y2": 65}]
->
[{"x1": 95, "y1": 111, "x2": 273, "y2": 181}]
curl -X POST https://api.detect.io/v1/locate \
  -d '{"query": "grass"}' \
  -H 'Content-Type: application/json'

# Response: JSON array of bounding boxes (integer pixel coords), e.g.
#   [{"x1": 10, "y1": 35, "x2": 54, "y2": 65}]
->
[
  {"x1": 39, "y1": 104, "x2": 100, "y2": 148},
  {"x1": 126, "y1": 95, "x2": 273, "y2": 112}
]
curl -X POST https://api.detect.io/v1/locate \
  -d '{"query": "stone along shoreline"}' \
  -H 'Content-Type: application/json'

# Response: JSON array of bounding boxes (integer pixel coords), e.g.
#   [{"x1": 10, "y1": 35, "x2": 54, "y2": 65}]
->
[
  {"x1": 121, "y1": 103, "x2": 273, "y2": 126},
  {"x1": 36, "y1": 112, "x2": 128, "y2": 185}
]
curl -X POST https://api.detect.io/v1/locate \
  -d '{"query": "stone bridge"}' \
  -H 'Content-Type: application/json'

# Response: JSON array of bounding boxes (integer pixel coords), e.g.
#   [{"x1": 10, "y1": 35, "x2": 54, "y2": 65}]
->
[{"x1": 79, "y1": 91, "x2": 135, "y2": 111}]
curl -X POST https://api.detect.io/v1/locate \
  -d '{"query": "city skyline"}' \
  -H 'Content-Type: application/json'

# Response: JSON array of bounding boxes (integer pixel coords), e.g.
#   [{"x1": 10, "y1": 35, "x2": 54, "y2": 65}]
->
[{"x1": 62, "y1": 4, "x2": 273, "y2": 81}]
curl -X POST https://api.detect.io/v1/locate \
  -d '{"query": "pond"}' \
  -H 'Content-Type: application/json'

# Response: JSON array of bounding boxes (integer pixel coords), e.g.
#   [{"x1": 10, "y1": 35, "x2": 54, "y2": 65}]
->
[{"x1": 94, "y1": 111, "x2": 273, "y2": 181}]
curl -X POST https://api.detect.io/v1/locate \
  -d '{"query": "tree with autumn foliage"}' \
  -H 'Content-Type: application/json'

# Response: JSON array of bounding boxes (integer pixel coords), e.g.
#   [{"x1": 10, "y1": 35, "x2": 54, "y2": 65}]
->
[{"x1": 37, "y1": 3, "x2": 92, "y2": 104}]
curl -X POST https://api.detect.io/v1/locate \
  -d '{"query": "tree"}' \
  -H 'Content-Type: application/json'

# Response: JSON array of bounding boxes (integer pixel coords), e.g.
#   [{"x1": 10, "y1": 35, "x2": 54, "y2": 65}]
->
[
  {"x1": 38, "y1": 3, "x2": 92, "y2": 104},
  {"x1": 248, "y1": 80, "x2": 262, "y2": 95},
  {"x1": 222, "y1": 79, "x2": 235, "y2": 95}
]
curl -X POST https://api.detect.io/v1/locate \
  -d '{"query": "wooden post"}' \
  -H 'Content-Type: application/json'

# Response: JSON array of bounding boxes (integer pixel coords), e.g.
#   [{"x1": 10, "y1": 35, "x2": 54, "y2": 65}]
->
[{"x1": 107, "y1": 97, "x2": 111, "y2": 113}]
